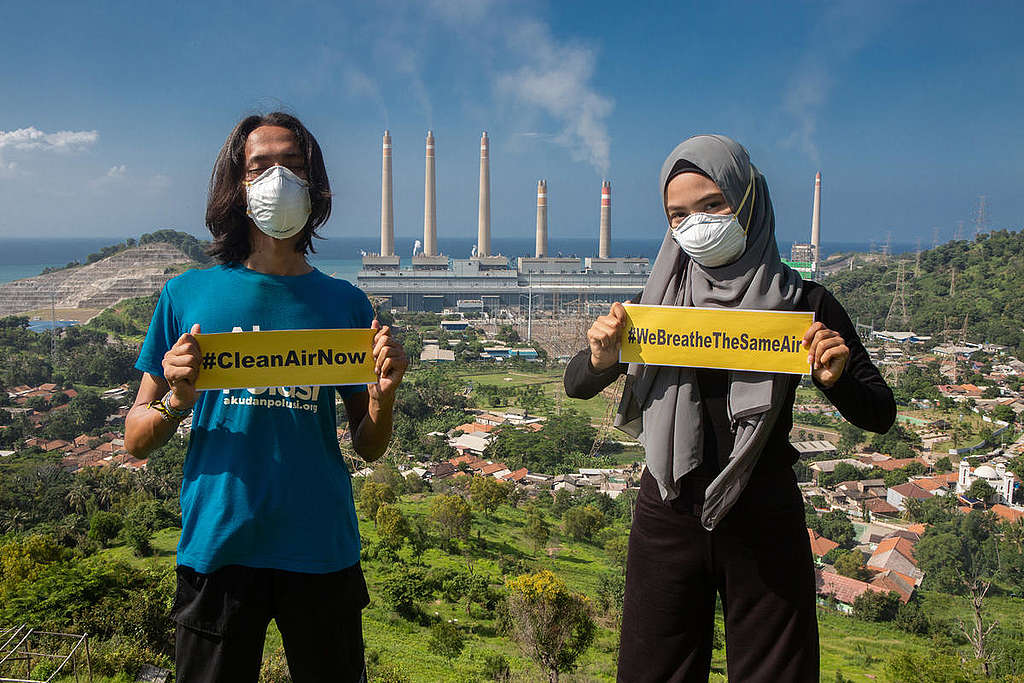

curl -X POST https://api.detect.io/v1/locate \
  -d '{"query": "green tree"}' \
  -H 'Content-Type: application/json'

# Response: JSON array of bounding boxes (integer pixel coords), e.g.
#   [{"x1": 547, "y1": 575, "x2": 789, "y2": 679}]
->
[
  {"x1": 884, "y1": 649, "x2": 985, "y2": 683},
  {"x1": 470, "y1": 476, "x2": 507, "y2": 518},
  {"x1": 380, "y1": 566, "x2": 426, "y2": 620},
  {"x1": 88, "y1": 510, "x2": 124, "y2": 547},
  {"x1": 603, "y1": 534, "x2": 629, "y2": 571},
  {"x1": 429, "y1": 494, "x2": 473, "y2": 544},
  {"x1": 966, "y1": 478, "x2": 995, "y2": 502},
  {"x1": 524, "y1": 509, "x2": 550, "y2": 555},
  {"x1": 834, "y1": 550, "x2": 872, "y2": 581},
  {"x1": 429, "y1": 620, "x2": 465, "y2": 665},
  {"x1": 359, "y1": 482, "x2": 396, "y2": 522},
  {"x1": 504, "y1": 571, "x2": 596, "y2": 683},
  {"x1": 851, "y1": 590, "x2": 900, "y2": 622},
  {"x1": 375, "y1": 503, "x2": 411, "y2": 549},
  {"x1": 819, "y1": 510, "x2": 856, "y2": 548},
  {"x1": 562, "y1": 504, "x2": 606, "y2": 542},
  {"x1": 933, "y1": 456, "x2": 953, "y2": 473}
]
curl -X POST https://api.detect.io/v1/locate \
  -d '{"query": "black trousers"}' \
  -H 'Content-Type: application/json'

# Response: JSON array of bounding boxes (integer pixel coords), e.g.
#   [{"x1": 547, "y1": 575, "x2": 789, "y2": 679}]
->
[
  {"x1": 172, "y1": 563, "x2": 370, "y2": 683},
  {"x1": 618, "y1": 468, "x2": 819, "y2": 683}
]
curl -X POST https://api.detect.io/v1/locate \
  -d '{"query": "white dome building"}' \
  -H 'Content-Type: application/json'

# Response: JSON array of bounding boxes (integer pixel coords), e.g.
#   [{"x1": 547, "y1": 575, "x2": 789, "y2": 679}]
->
[{"x1": 957, "y1": 460, "x2": 1016, "y2": 504}]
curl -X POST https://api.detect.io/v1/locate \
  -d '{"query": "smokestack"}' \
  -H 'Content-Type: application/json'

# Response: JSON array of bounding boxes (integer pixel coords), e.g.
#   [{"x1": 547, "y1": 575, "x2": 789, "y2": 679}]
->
[
  {"x1": 535, "y1": 180, "x2": 547, "y2": 258},
  {"x1": 424, "y1": 131, "x2": 437, "y2": 257},
  {"x1": 599, "y1": 180, "x2": 611, "y2": 259},
  {"x1": 380, "y1": 130, "x2": 394, "y2": 257},
  {"x1": 811, "y1": 171, "x2": 821, "y2": 265},
  {"x1": 477, "y1": 131, "x2": 490, "y2": 258}
]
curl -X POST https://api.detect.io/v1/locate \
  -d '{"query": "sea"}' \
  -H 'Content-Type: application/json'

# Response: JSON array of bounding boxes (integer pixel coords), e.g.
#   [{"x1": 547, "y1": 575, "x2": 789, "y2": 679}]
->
[{"x1": 0, "y1": 236, "x2": 918, "y2": 288}]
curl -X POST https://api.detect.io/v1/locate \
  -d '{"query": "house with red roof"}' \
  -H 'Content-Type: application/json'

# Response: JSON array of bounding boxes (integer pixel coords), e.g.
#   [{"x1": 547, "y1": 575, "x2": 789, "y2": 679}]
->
[
  {"x1": 991, "y1": 504, "x2": 1024, "y2": 524},
  {"x1": 870, "y1": 570, "x2": 916, "y2": 603},
  {"x1": 887, "y1": 482, "x2": 933, "y2": 511},
  {"x1": 815, "y1": 570, "x2": 887, "y2": 613},
  {"x1": 807, "y1": 529, "x2": 840, "y2": 558},
  {"x1": 867, "y1": 537, "x2": 924, "y2": 584}
]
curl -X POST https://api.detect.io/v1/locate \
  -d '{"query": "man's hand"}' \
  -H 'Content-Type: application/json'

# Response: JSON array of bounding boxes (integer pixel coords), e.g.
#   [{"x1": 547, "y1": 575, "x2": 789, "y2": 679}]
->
[
  {"x1": 802, "y1": 321, "x2": 849, "y2": 389},
  {"x1": 369, "y1": 319, "x2": 408, "y2": 401},
  {"x1": 588, "y1": 302, "x2": 627, "y2": 371},
  {"x1": 161, "y1": 323, "x2": 201, "y2": 411}
]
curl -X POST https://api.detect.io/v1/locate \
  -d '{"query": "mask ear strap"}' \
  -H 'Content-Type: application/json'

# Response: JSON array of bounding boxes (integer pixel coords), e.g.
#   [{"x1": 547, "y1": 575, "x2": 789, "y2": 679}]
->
[{"x1": 733, "y1": 165, "x2": 755, "y2": 233}]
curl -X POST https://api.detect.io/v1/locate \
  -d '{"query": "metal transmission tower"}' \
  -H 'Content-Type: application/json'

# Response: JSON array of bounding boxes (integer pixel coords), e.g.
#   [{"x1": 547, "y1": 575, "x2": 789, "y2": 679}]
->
[
  {"x1": 914, "y1": 239, "x2": 922, "y2": 278},
  {"x1": 932, "y1": 227, "x2": 940, "y2": 249},
  {"x1": 954, "y1": 221, "x2": 964, "y2": 242},
  {"x1": 975, "y1": 195, "x2": 988, "y2": 237},
  {"x1": 950, "y1": 267, "x2": 957, "y2": 297},
  {"x1": 588, "y1": 375, "x2": 624, "y2": 458},
  {"x1": 884, "y1": 262, "x2": 910, "y2": 330}
]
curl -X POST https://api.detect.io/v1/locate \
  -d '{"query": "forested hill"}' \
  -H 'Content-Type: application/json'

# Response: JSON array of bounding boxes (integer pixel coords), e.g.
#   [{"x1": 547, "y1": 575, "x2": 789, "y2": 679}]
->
[{"x1": 826, "y1": 229, "x2": 1024, "y2": 350}]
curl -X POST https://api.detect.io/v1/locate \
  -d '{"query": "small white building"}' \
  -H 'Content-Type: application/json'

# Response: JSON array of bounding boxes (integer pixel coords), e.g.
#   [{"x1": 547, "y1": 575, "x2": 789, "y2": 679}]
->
[{"x1": 957, "y1": 460, "x2": 1017, "y2": 504}]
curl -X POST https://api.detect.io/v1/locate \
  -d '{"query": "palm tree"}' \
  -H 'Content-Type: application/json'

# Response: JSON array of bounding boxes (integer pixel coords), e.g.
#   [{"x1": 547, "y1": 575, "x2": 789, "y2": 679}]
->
[
  {"x1": 65, "y1": 479, "x2": 92, "y2": 516},
  {"x1": 1002, "y1": 518, "x2": 1024, "y2": 554}
]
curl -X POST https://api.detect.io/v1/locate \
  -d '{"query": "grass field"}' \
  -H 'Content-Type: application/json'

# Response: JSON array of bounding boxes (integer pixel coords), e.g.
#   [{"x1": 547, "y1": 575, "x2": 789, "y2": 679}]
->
[{"x1": 87, "y1": 489, "x2": 1024, "y2": 682}]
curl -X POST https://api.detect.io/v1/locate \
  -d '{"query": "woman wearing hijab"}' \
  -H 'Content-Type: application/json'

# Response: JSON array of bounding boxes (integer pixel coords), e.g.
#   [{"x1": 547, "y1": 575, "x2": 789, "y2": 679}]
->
[{"x1": 564, "y1": 135, "x2": 895, "y2": 682}]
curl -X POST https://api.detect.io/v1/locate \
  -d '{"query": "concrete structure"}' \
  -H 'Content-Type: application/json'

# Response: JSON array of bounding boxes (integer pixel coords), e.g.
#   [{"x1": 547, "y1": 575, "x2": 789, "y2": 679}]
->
[
  {"x1": 477, "y1": 131, "x2": 491, "y2": 258},
  {"x1": 536, "y1": 180, "x2": 547, "y2": 258},
  {"x1": 957, "y1": 460, "x2": 1017, "y2": 504},
  {"x1": 359, "y1": 130, "x2": 649, "y2": 312},
  {"x1": 424, "y1": 130, "x2": 437, "y2": 257},
  {"x1": 381, "y1": 130, "x2": 394, "y2": 257},
  {"x1": 811, "y1": 171, "x2": 821, "y2": 266},
  {"x1": 599, "y1": 180, "x2": 611, "y2": 259}
]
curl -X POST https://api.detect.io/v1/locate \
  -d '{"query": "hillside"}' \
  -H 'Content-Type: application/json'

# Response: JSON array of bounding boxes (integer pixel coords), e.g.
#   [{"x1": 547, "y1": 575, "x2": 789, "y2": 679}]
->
[
  {"x1": 826, "y1": 230, "x2": 1024, "y2": 349},
  {"x1": 0, "y1": 243, "x2": 193, "y2": 317}
]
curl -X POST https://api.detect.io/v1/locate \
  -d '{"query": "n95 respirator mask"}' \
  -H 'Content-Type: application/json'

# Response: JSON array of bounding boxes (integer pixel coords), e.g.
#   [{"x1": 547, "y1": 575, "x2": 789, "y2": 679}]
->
[{"x1": 245, "y1": 165, "x2": 312, "y2": 240}]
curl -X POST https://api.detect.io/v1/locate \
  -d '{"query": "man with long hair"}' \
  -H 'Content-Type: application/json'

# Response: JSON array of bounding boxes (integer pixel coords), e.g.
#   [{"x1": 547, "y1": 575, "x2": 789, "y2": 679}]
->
[{"x1": 126, "y1": 112, "x2": 406, "y2": 682}]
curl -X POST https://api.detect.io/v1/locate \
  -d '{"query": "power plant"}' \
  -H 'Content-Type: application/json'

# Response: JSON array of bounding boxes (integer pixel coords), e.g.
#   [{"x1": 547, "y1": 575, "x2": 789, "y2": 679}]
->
[
  {"x1": 358, "y1": 131, "x2": 650, "y2": 313},
  {"x1": 785, "y1": 171, "x2": 822, "y2": 279}
]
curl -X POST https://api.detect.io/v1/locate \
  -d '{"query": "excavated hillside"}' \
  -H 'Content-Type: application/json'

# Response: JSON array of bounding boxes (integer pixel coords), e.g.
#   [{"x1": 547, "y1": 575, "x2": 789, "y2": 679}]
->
[{"x1": 0, "y1": 243, "x2": 194, "y2": 317}]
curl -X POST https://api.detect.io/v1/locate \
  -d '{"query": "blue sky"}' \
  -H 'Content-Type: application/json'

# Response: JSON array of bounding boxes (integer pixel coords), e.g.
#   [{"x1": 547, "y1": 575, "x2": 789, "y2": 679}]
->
[{"x1": 1, "y1": 0, "x2": 1021, "y2": 251}]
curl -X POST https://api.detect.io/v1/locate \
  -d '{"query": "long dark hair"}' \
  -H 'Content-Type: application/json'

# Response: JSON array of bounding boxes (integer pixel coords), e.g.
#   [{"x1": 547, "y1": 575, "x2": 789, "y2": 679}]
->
[{"x1": 206, "y1": 112, "x2": 331, "y2": 264}]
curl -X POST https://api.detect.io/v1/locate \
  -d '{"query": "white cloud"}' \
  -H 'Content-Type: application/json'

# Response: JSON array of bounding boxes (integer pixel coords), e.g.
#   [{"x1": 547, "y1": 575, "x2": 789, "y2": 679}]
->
[
  {"x1": 497, "y1": 20, "x2": 613, "y2": 175},
  {"x1": 106, "y1": 164, "x2": 127, "y2": 178},
  {"x1": 336, "y1": 3, "x2": 614, "y2": 175},
  {"x1": 0, "y1": 126, "x2": 98, "y2": 152}
]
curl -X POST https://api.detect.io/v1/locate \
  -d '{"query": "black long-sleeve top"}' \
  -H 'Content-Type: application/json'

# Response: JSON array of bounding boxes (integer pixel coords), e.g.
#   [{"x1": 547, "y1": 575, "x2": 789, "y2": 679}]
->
[{"x1": 564, "y1": 281, "x2": 896, "y2": 479}]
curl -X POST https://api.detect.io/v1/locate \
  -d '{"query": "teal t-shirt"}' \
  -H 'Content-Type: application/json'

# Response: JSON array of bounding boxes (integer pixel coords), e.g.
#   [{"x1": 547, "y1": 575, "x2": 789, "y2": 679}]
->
[{"x1": 136, "y1": 263, "x2": 374, "y2": 574}]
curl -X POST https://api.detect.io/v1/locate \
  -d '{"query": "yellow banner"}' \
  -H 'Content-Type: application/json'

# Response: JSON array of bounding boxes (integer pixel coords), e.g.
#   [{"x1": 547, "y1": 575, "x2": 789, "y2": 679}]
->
[
  {"x1": 193, "y1": 329, "x2": 377, "y2": 391},
  {"x1": 620, "y1": 304, "x2": 814, "y2": 374}
]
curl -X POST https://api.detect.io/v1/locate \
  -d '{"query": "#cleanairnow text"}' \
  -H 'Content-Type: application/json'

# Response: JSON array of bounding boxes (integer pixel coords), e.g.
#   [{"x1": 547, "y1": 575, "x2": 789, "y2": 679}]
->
[{"x1": 204, "y1": 348, "x2": 368, "y2": 371}]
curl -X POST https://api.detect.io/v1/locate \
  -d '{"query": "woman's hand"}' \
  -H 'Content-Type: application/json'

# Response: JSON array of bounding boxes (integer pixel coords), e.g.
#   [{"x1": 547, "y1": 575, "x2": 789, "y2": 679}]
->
[
  {"x1": 802, "y1": 321, "x2": 849, "y2": 388},
  {"x1": 369, "y1": 319, "x2": 408, "y2": 401},
  {"x1": 588, "y1": 302, "x2": 627, "y2": 371},
  {"x1": 161, "y1": 323, "x2": 201, "y2": 411}
]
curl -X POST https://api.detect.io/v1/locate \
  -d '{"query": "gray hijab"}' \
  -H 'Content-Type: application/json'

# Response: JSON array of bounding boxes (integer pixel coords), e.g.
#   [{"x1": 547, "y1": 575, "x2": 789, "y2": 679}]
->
[{"x1": 614, "y1": 134, "x2": 803, "y2": 529}]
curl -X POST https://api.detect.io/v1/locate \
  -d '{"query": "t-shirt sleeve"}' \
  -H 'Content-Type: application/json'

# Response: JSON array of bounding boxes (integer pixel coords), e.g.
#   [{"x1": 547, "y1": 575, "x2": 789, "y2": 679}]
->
[
  {"x1": 135, "y1": 285, "x2": 180, "y2": 378},
  {"x1": 337, "y1": 287, "x2": 376, "y2": 398}
]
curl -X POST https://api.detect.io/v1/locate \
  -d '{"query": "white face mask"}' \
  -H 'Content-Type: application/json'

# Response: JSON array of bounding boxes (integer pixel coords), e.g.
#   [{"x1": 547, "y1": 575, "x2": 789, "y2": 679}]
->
[
  {"x1": 245, "y1": 165, "x2": 312, "y2": 240},
  {"x1": 671, "y1": 213, "x2": 746, "y2": 267},
  {"x1": 669, "y1": 166, "x2": 755, "y2": 268}
]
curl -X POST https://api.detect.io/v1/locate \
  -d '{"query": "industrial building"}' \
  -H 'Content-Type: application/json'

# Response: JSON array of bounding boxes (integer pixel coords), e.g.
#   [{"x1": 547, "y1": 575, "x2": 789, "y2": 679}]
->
[
  {"x1": 358, "y1": 131, "x2": 650, "y2": 313},
  {"x1": 358, "y1": 131, "x2": 823, "y2": 312}
]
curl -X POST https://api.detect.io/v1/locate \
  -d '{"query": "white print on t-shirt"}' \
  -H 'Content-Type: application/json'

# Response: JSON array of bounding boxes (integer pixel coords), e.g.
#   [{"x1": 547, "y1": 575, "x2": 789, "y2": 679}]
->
[{"x1": 216, "y1": 324, "x2": 321, "y2": 413}]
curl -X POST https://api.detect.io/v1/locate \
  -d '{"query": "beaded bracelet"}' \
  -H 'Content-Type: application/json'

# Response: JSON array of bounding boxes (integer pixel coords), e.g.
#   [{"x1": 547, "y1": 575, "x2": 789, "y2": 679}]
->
[{"x1": 148, "y1": 390, "x2": 191, "y2": 422}]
